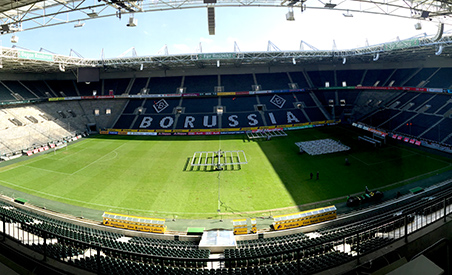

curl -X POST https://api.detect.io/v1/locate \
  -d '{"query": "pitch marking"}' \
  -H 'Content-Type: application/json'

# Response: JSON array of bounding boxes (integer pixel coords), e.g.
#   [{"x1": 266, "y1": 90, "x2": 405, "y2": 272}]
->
[{"x1": 70, "y1": 143, "x2": 126, "y2": 175}]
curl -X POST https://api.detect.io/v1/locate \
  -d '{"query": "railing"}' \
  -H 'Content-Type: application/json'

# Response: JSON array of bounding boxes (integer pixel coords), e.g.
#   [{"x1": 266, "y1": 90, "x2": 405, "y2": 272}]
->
[{"x1": 0, "y1": 193, "x2": 450, "y2": 274}]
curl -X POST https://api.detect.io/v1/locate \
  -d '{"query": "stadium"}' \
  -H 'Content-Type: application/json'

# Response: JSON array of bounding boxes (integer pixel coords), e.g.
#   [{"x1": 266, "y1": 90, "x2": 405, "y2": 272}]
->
[{"x1": 0, "y1": 0, "x2": 451, "y2": 274}]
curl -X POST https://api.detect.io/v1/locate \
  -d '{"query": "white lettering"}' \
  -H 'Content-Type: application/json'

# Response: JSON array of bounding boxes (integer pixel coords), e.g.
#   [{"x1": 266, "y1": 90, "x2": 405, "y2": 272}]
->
[
  {"x1": 203, "y1": 115, "x2": 217, "y2": 128},
  {"x1": 228, "y1": 115, "x2": 239, "y2": 127},
  {"x1": 287, "y1": 111, "x2": 300, "y2": 123},
  {"x1": 268, "y1": 112, "x2": 277, "y2": 124},
  {"x1": 248, "y1": 114, "x2": 258, "y2": 126},
  {"x1": 139, "y1": 117, "x2": 153, "y2": 128},
  {"x1": 160, "y1": 116, "x2": 174, "y2": 128},
  {"x1": 184, "y1": 116, "x2": 195, "y2": 128}
]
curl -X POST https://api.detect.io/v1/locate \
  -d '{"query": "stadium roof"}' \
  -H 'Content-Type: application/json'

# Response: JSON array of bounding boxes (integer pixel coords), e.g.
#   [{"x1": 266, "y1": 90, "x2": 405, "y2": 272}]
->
[
  {"x1": 1, "y1": 0, "x2": 452, "y2": 34},
  {"x1": 0, "y1": 32, "x2": 451, "y2": 74},
  {"x1": 0, "y1": 0, "x2": 452, "y2": 74}
]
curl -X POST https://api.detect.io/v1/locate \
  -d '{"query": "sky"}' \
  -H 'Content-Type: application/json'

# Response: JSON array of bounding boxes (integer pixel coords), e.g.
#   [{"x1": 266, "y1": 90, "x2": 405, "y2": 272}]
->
[{"x1": 0, "y1": 7, "x2": 447, "y2": 59}]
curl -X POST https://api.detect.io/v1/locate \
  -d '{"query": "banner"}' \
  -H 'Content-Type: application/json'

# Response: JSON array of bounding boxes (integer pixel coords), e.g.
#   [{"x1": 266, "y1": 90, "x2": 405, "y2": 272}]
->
[{"x1": 18, "y1": 50, "x2": 54, "y2": 62}]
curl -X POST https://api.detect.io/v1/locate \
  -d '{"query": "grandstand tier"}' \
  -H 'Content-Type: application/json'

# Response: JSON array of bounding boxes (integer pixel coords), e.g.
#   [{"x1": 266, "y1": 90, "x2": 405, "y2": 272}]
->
[{"x1": 0, "y1": 65, "x2": 451, "y2": 275}]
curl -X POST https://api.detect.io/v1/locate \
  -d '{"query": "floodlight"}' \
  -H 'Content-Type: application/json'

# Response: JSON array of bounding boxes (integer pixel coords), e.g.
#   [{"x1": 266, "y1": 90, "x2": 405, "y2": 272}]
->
[
  {"x1": 343, "y1": 11, "x2": 353, "y2": 17},
  {"x1": 324, "y1": 2, "x2": 336, "y2": 8},
  {"x1": 127, "y1": 16, "x2": 137, "y2": 27},
  {"x1": 373, "y1": 53, "x2": 379, "y2": 61},
  {"x1": 420, "y1": 11, "x2": 429, "y2": 18},
  {"x1": 435, "y1": 45, "x2": 444, "y2": 56},
  {"x1": 11, "y1": 35, "x2": 18, "y2": 43},
  {"x1": 87, "y1": 11, "x2": 98, "y2": 18},
  {"x1": 208, "y1": 7, "x2": 215, "y2": 35},
  {"x1": 74, "y1": 21, "x2": 85, "y2": 28},
  {"x1": 286, "y1": 9, "x2": 295, "y2": 21}
]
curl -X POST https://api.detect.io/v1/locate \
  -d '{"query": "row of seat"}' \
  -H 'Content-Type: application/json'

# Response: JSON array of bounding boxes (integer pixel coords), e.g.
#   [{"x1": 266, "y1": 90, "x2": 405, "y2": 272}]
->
[
  {"x1": 130, "y1": 236, "x2": 199, "y2": 249},
  {"x1": 68, "y1": 250, "x2": 353, "y2": 275},
  {"x1": 0, "y1": 201, "x2": 210, "y2": 262},
  {"x1": 26, "y1": 243, "x2": 84, "y2": 260},
  {"x1": 350, "y1": 237, "x2": 393, "y2": 254},
  {"x1": 236, "y1": 232, "x2": 307, "y2": 249}
]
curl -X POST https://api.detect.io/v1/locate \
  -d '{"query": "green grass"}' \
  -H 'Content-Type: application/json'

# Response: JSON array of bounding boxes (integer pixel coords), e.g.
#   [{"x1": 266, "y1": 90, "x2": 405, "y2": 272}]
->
[{"x1": 0, "y1": 125, "x2": 451, "y2": 219}]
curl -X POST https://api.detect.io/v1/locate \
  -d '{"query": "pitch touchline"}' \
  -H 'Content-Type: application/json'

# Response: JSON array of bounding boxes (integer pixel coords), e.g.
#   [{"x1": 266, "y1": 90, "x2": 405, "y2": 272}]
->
[
  {"x1": 348, "y1": 151, "x2": 419, "y2": 166},
  {"x1": 347, "y1": 154, "x2": 370, "y2": 166},
  {"x1": 24, "y1": 166, "x2": 72, "y2": 176},
  {"x1": 0, "y1": 165, "x2": 450, "y2": 217},
  {"x1": 0, "y1": 152, "x2": 54, "y2": 174},
  {"x1": 0, "y1": 138, "x2": 94, "y2": 175},
  {"x1": 0, "y1": 179, "x2": 220, "y2": 215}
]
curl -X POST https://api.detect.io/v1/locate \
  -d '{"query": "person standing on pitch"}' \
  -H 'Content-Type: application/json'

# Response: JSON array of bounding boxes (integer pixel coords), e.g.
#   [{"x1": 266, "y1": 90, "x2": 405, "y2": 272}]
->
[
  {"x1": 316, "y1": 171, "x2": 319, "y2": 180},
  {"x1": 310, "y1": 172, "x2": 313, "y2": 179}
]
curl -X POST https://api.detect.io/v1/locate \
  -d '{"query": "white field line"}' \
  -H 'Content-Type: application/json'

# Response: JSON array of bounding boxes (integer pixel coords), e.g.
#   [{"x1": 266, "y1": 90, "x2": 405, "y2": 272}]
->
[
  {"x1": 0, "y1": 139, "x2": 94, "y2": 174},
  {"x1": 0, "y1": 178, "x2": 219, "y2": 215},
  {"x1": 24, "y1": 166, "x2": 72, "y2": 176},
  {"x1": 0, "y1": 153, "x2": 54, "y2": 174},
  {"x1": 70, "y1": 143, "x2": 126, "y2": 175},
  {"x1": 347, "y1": 144, "x2": 419, "y2": 166},
  {"x1": 58, "y1": 142, "x2": 95, "y2": 160}
]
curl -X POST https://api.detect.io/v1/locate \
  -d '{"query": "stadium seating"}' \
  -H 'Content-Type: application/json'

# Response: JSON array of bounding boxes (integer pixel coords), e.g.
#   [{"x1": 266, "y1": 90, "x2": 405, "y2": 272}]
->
[
  {"x1": 386, "y1": 68, "x2": 419, "y2": 87},
  {"x1": 2, "y1": 81, "x2": 39, "y2": 99},
  {"x1": 75, "y1": 81, "x2": 103, "y2": 96},
  {"x1": 287, "y1": 72, "x2": 310, "y2": 88},
  {"x1": 403, "y1": 68, "x2": 438, "y2": 87},
  {"x1": 336, "y1": 70, "x2": 364, "y2": 87},
  {"x1": 123, "y1": 99, "x2": 144, "y2": 114},
  {"x1": 221, "y1": 74, "x2": 254, "y2": 92},
  {"x1": 114, "y1": 114, "x2": 137, "y2": 130},
  {"x1": 148, "y1": 76, "x2": 183, "y2": 94},
  {"x1": 104, "y1": 78, "x2": 131, "y2": 95},
  {"x1": 255, "y1": 73, "x2": 291, "y2": 90},
  {"x1": 424, "y1": 67, "x2": 452, "y2": 88},
  {"x1": 182, "y1": 97, "x2": 220, "y2": 113},
  {"x1": 129, "y1": 78, "x2": 149, "y2": 95},
  {"x1": 0, "y1": 82, "x2": 18, "y2": 101},
  {"x1": 0, "y1": 68, "x2": 452, "y2": 104},
  {"x1": 361, "y1": 69, "x2": 394, "y2": 86},
  {"x1": 1, "y1": 67, "x2": 452, "y2": 275},
  {"x1": 2, "y1": 70, "x2": 452, "y2": 155},
  {"x1": 220, "y1": 96, "x2": 258, "y2": 112},
  {"x1": 293, "y1": 92, "x2": 316, "y2": 107},
  {"x1": 184, "y1": 75, "x2": 218, "y2": 93},
  {"x1": 46, "y1": 80, "x2": 79, "y2": 97},
  {"x1": 307, "y1": 71, "x2": 335, "y2": 87}
]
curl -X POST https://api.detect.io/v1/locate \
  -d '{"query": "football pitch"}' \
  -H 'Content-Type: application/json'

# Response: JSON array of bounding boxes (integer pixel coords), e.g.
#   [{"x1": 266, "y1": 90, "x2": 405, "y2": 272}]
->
[{"x1": 0, "y1": 125, "x2": 451, "y2": 219}]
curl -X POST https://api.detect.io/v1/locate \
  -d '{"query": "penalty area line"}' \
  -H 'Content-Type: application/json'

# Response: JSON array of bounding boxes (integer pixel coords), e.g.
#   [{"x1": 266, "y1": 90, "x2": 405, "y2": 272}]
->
[{"x1": 70, "y1": 143, "x2": 125, "y2": 175}]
